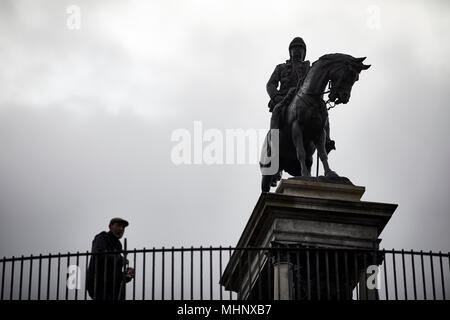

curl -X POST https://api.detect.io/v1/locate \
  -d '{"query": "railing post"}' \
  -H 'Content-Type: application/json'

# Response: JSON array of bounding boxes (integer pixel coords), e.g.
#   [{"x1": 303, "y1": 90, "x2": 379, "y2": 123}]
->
[{"x1": 272, "y1": 246, "x2": 293, "y2": 300}]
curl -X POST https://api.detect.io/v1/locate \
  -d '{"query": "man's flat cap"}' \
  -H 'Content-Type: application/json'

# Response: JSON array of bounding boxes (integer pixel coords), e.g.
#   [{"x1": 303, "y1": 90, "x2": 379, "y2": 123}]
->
[{"x1": 109, "y1": 217, "x2": 129, "y2": 227}]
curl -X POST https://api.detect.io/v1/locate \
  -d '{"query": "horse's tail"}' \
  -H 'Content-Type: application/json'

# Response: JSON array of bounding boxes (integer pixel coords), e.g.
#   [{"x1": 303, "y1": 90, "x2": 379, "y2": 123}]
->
[{"x1": 259, "y1": 130, "x2": 272, "y2": 169}]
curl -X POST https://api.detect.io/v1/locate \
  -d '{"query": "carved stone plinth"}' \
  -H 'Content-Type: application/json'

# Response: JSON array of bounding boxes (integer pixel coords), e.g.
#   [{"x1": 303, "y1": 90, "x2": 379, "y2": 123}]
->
[{"x1": 220, "y1": 179, "x2": 397, "y2": 300}]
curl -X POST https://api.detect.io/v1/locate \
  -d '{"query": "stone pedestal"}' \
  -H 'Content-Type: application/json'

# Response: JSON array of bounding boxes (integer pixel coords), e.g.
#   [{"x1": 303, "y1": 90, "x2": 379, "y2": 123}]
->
[{"x1": 220, "y1": 179, "x2": 397, "y2": 300}]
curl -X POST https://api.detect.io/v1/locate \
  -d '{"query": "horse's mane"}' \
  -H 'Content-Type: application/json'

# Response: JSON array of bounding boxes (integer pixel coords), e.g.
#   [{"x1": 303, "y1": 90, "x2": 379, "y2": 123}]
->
[{"x1": 312, "y1": 53, "x2": 364, "y2": 71}]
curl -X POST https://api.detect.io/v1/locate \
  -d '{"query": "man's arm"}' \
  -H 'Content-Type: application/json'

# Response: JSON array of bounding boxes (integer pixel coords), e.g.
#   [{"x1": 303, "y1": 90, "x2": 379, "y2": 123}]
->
[{"x1": 266, "y1": 65, "x2": 282, "y2": 101}]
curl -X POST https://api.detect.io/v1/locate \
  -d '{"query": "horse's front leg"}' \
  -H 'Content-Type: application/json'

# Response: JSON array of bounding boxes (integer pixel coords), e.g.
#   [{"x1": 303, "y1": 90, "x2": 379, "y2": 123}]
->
[
  {"x1": 292, "y1": 121, "x2": 311, "y2": 177},
  {"x1": 315, "y1": 129, "x2": 338, "y2": 177}
]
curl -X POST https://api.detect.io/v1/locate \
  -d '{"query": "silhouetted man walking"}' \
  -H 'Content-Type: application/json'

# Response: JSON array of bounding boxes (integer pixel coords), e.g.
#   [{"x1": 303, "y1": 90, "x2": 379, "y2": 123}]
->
[{"x1": 86, "y1": 218, "x2": 135, "y2": 300}]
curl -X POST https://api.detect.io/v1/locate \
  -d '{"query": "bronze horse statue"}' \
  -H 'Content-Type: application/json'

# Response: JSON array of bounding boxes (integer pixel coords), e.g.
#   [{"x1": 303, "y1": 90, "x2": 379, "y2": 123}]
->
[{"x1": 260, "y1": 53, "x2": 370, "y2": 192}]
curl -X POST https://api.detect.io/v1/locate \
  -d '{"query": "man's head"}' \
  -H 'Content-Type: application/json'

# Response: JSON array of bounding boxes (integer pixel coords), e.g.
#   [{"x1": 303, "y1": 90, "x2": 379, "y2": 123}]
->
[
  {"x1": 289, "y1": 37, "x2": 306, "y2": 61},
  {"x1": 108, "y1": 217, "x2": 129, "y2": 239}
]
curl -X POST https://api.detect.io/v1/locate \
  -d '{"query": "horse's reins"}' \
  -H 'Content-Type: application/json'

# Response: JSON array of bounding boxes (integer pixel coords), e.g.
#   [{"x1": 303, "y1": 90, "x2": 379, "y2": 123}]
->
[
  {"x1": 323, "y1": 81, "x2": 337, "y2": 111},
  {"x1": 298, "y1": 80, "x2": 337, "y2": 111}
]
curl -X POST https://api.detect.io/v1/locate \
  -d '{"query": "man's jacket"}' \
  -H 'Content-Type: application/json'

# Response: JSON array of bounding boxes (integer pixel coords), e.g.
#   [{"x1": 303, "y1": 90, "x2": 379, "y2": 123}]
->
[{"x1": 86, "y1": 231, "x2": 129, "y2": 300}]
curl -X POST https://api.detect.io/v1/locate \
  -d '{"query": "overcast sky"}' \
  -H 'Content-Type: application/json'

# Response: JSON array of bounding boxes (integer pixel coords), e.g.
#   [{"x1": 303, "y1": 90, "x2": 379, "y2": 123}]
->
[{"x1": 0, "y1": 0, "x2": 449, "y2": 258}]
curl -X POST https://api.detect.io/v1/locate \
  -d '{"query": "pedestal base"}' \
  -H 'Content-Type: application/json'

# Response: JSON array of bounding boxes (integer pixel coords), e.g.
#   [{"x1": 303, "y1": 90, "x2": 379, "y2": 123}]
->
[{"x1": 220, "y1": 179, "x2": 397, "y2": 300}]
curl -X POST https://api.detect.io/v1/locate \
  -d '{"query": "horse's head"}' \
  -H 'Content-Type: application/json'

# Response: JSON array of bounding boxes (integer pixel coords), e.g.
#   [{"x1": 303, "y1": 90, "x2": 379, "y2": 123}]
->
[{"x1": 324, "y1": 54, "x2": 371, "y2": 105}]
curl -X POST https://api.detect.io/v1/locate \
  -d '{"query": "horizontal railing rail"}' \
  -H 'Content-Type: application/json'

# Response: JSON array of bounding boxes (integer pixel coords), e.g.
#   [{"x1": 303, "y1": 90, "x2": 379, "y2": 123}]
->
[{"x1": 0, "y1": 247, "x2": 448, "y2": 301}]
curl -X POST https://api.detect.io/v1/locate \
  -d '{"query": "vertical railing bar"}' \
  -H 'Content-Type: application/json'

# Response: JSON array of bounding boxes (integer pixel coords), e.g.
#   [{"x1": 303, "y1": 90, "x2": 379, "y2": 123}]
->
[
  {"x1": 353, "y1": 252, "x2": 359, "y2": 300},
  {"x1": 10, "y1": 257, "x2": 15, "y2": 300},
  {"x1": 429, "y1": 251, "x2": 436, "y2": 300},
  {"x1": 344, "y1": 251, "x2": 349, "y2": 300},
  {"x1": 113, "y1": 250, "x2": 117, "y2": 301},
  {"x1": 363, "y1": 253, "x2": 368, "y2": 300},
  {"x1": 19, "y1": 256, "x2": 24, "y2": 300},
  {"x1": 133, "y1": 249, "x2": 136, "y2": 300},
  {"x1": 150, "y1": 248, "x2": 154, "y2": 300},
  {"x1": 219, "y1": 246, "x2": 223, "y2": 301},
  {"x1": 75, "y1": 252, "x2": 79, "y2": 301},
  {"x1": 420, "y1": 250, "x2": 426, "y2": 300},
  {"x1": 103, "y1": 253, "x2": 107, "y2": 301},
  {"x1": 210, "y1": 246, "x2": 213, "y2": 300},
  {"x1": 181, "y1": 247, "x2": 184, "y2": 300},
  {"x1": 306, "y1": 249, "x2": 310, "y2": 300},
  {"x1": 1, "y1": 257, "x2": 6, "y2": 300},
  {"x1": 276, "y1": 249, "x2": 281, "y2": 300},
  {"x1": 325, "y1": 250, "x2": 330, "y2": 300},
  {"x1": 296, "y1": 247, "x2": 301, "y2": 300},
  {"x1": 0, "y1": 257, "x2": 5, "y2": 301},
  {"x1": 161, "y1": 247, "x2": 165, "y2": 300},
  {"x1": 372, "y1": 248, "x2": 378, "y2": 300},
  {"x1": 392, "y1": 250, "x2": 398, "y2": 300},
  {"x1": 143, "y1": 248, "x2": 147, "y2": 300},
  {"x1": 28, "y1": 255, "x2": 33, "y2": 300},
  {"x1": 200, "y1": 246, "x2": 203, "y2": 300},
  {"x1": 334, "y1": 251, "x2": 340, "y2": 300},
  {"x1": 438, "y1": 252, "x2": 445, "y2": 300},
  {"x1": 383, "y1": 250, "x2": 388, "y2": 300},
  {"x1": 239, "y1": 249, "x2": 243, "y2": 300},
  {"x1": 420, "y1": 250, "x2": 427, "y2": 300},
  {"x1": 315, "y1": 249, "x2": 320, "y2": 300},
  {"x1": 84, "y1": 251, "x2": 88, "y2": 300},
  {"x1": 47, "y1": 253, "x2": 52, "y2": 300},
  {"x1": 247, "y1": 248, "x2": 252, "y2": 300},
  {"x1": 266, "y1": 249, "x2": 271, "y2": 300},
  {"x1": 411, "y1": 250, "x2": 417, "y2": 300},
  {"x1": 448, "y1": 252, "x2": 450, "y2": 294},
  {"x1": 257, "y1": 249, "x2": 262, "y2": 300},
  {"x1": 190, "y1": 246, "x2": 193, "y2": 300},
  {"x1": 65, "y1": 253, "x2": 70, "y2": 300},
  {"x1": 229, "y1": 247, "x2": 232, "y2": 300},
  {"x1": 92, "y1": 252, "x2": 97, "y2": 300},
  {"x1": 150, "y1": 247, "x2": 155, "y2": 300},
  {"x1": 287, "y1": 248, "x2": 292, "y2": 300},
  {"x1": 38, "y1": 254, "x2": 43, "y2": 301},
  {"x1": 171, "y1": 247, "x2": 174, "y2": 301},
  {"x1": 401, "y1": 249, "x2": 407, "y2": 300}
]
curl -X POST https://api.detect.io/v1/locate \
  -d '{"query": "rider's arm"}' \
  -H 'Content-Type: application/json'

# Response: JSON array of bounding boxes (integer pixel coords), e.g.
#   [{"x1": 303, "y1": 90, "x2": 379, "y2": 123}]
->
[{"x1": 266, "y1": 65, "x2": 282, "y2": 100}]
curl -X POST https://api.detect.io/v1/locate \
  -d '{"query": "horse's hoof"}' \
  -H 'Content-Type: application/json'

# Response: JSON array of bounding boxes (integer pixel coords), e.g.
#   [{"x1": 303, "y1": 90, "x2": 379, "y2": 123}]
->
[{"x1": 325, "y1": 170, "x2": 339, "y2": 177}]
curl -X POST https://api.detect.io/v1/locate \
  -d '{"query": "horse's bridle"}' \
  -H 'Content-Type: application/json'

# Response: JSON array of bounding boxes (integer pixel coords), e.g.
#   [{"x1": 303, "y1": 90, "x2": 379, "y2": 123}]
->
[
  {"x1": 296, "y1": 80, "x2": 337, "y2": 110},
  {"x1": 323, "y1": 81, "x2": 337, "y2": 110}
]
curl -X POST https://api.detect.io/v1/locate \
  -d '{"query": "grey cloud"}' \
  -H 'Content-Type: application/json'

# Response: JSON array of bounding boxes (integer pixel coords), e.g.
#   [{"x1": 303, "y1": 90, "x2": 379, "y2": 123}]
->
[{"x1": 0, "y1": 0, "x2": 449, "y2": 258}]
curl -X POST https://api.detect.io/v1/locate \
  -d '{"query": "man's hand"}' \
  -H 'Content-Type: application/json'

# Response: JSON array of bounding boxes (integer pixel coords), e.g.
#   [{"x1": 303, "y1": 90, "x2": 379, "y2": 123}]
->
[{"x1": 126, "y1": 267, "x2": 135, "y2": 279}]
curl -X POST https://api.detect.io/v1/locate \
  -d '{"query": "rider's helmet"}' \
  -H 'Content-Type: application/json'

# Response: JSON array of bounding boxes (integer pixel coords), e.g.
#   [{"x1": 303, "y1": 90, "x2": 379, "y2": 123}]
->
[{"x1": 289, "y1": 37, "x2": 306, "y2": 60}]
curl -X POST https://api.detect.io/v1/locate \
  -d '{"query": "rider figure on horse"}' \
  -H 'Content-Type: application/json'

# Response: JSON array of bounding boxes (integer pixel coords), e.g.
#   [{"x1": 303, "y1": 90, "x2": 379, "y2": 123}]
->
[{"x1": 266, "y1": 37, "x2": 335, "y2": 153}]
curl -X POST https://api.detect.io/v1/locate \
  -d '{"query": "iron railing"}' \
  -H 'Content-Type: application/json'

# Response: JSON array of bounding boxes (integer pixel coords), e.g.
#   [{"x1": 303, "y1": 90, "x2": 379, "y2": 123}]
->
[{"x1": 0, "y1": 247, "x2": 448, "y2": 300}]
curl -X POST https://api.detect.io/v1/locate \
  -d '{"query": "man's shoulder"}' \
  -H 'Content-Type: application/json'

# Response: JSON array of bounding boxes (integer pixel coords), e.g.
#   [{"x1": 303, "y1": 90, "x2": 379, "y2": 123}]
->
[{"x1": 93, "y1": 231, "x2": 109, "y2": 241}]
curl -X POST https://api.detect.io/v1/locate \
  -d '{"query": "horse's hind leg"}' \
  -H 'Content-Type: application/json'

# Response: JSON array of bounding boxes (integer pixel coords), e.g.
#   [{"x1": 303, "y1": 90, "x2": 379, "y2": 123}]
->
[
  {"x1": 291, "y1": 122, "x2": 311, "y2": 177},
  {"x1": 305, "y1": 141, "x2": 315, "y2": 175}
]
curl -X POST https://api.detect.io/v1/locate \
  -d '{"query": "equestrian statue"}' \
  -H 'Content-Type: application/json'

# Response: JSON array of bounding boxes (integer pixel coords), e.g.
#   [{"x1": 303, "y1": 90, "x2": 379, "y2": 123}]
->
[{"x1": 260, "y1": 37, "x2": 370, "y2": 192}]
